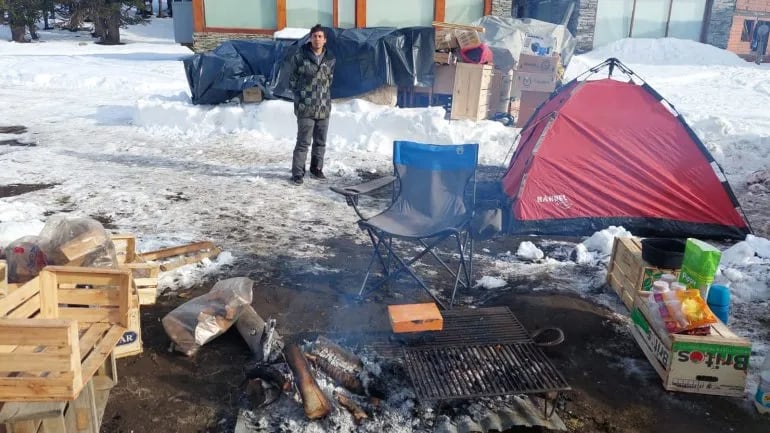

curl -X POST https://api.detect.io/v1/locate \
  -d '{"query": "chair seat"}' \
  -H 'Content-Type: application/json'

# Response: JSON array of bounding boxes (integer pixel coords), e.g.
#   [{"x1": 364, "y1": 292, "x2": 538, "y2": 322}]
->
[{"x1": 361, "y1": 209, "x2": 471, "y2": 239}]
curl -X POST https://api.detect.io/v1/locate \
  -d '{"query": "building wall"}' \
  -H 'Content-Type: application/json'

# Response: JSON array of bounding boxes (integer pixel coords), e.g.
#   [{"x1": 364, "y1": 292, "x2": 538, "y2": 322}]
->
[
  {"x1": 725, "y1": 0, "x2": 770, "y2": 56},
  {"x1": 709, "y1": 0, "x2": 739, "y2": 49},
  {"x1": 193, "y1": 32, "x2": 272, "y2": 53},
  {"x1": 574, "y1": 0, "x2": 597, "y2": 53},
  {"x1": 491, "y1": 0, "x2": 512, "y2": 16}
]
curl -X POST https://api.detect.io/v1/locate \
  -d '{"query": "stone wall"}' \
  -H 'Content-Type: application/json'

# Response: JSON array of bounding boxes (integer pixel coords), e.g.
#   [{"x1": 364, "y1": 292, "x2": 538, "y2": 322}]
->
[
  {"x1": 574, "y1": 0, "x2": 597, "y2": 53},
  {"x1": 193, "y1": 32, "x2": 272, "y2": 53},
  {"x1": 707, "y1": 0, "x2": 737, "y2": 49},
  {"x1": 491, "y1": 0, "x2": 513, "y2": 17}
]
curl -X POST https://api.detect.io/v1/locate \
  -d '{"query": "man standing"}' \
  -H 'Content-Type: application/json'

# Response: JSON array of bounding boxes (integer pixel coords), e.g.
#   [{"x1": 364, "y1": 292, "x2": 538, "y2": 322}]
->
[{"x1": 289, "y1": 24, "x2": 336, "y2": 185}]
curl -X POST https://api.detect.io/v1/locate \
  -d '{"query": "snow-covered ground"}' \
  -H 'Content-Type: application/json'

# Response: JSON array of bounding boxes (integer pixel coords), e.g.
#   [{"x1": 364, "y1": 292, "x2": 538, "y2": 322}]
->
[{"x1": 1, "y1": 19, "x2": 769, "y2": 413}]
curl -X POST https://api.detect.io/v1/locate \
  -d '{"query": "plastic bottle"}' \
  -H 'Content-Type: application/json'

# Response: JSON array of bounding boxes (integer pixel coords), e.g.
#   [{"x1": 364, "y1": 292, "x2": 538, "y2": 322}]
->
[
  {"x1": 755, "y1": 356, "x2": 770, "y2": 414},
  {"x1": 660, "y1": 273, "x2": 678, "y2": 285},
  {"x1": 652, "y1": 281, "x2": 669, "y2": 293},
  {"x1": 707, "y1": 284, "x2": 731, "y2": 324},
  {"x1": 671, "y1": 282, "x2": 687, "y2": 292}
]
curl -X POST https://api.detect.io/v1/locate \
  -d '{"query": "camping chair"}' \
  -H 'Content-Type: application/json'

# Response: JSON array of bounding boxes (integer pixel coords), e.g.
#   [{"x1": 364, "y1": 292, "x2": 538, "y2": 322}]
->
[{"x1": 331, "y1": 140, "x2": 479, "y2": 309}]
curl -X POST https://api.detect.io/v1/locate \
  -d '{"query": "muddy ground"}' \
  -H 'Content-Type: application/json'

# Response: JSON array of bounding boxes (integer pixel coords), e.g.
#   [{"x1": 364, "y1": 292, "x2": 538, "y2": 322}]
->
[
  {"x1": 2, "y1": 181, "x2": 769, "y2": 433},
  {"x1": 99, "y1": 238, "x2": 770, "y2": 433}
]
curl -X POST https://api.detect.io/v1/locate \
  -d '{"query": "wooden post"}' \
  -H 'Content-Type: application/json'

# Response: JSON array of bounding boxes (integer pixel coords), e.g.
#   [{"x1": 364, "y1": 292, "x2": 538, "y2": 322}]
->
[
  {"x1": 355, "y1": 0, "x2": 366, "y2": 27},
  {"x1": 277, "y1": 0, "x2": 287, "y2": 30},
  {"x1": 192, "y1": 0, "x2": 204, "y2": 32},
  {"x1": 333, "y1": 0, "x2": 339, "y2": 27},
  {"x1": 434, "y1": 0, "x2": 445, "y2": 23},
  {"x1": 483, "y1": 0, "x2": 492, "y2": 16}
]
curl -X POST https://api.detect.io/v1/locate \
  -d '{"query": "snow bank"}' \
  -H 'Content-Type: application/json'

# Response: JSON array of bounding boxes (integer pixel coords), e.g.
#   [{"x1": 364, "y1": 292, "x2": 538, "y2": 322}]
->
[
  {"x1": 582, "y1": 226, "x2": 632, "y2": 256},
  {"x1": 580, "y1": 38, "x2": 747, "y2": 67},
  {"x1": 133, "y1": 97, "x2": 519, "y2": 166}
]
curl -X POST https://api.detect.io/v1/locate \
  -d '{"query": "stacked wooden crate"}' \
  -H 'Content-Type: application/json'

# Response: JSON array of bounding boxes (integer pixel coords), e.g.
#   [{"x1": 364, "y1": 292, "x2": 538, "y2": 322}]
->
[
  {"x1": 450, "y1": 63, "x2": 494, "y2": 121},
  {"x1": 0, "y1": 266, "x2": 132, "y2": 432}
]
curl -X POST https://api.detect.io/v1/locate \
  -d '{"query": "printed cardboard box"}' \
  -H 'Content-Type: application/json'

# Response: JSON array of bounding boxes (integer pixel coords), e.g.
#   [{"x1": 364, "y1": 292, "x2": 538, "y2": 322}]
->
[{"x1": 630, "y1": 296, "x2": 751, "y2": 397}]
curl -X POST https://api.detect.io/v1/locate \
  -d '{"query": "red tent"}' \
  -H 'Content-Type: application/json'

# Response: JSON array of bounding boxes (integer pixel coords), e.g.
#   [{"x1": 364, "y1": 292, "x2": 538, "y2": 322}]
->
[{"x1": 501, "y1": 59, "x2": 751, "y2": 239}]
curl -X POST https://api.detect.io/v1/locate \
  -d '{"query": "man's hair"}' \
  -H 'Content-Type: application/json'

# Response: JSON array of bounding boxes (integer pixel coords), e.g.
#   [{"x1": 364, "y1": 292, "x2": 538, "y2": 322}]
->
[{"x1": 310, "y1": 24, "x2": 325, "y2": 36}]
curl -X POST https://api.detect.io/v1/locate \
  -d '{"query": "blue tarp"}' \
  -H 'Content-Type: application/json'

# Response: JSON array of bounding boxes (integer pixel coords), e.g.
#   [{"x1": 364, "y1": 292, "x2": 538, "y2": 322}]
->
[{"x1": 183, "y1": 26, "x2": 436, "y2": 105}]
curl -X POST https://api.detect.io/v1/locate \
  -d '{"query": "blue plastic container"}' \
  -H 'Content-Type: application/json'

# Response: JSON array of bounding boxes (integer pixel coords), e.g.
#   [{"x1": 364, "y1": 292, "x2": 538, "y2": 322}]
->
[{"x1": 707, "y1": 284, "x2": 731, "y2": 324}]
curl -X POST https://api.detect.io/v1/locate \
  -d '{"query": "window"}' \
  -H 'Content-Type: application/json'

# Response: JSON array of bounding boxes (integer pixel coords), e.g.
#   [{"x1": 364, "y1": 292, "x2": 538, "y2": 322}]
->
[
  {"x1": 367, "y1": 0, "x2": 434, "y2": 27},
  {"x1": 630, "y1": 0, "x2": 669, "y2": 38},
  {"x1": 742, "y1": 19, "x2": 755, "y2": 42},
  {"x1": 445, "y1": 0, "x2": 484, "y2": 25},
  {"x1": 668, "y1": 0, "x2": 707, "y2": 41},
  {"x1": 594, "y1": 0, "x2": 634, "y2": 48},
  {"x1": 287, "y1": 0, "x2": 333, "y2": 28},
  {"x1": 338, "y1": 0, "x2": 356, "y2": 28},
  {"x1": 204, "y1": 0, "x2": 276, "y2": 29}
]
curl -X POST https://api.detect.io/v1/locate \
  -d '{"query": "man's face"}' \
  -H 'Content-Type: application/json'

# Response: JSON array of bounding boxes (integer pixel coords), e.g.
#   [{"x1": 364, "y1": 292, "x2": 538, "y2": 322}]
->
[{"x1": 311, "y1": 30, "x2": 326, "y2": 51}]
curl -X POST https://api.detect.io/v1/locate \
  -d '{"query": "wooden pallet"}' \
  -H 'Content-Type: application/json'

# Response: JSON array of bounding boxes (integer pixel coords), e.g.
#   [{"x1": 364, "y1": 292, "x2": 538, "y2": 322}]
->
[{"x1": 0, "y1": 266, "x2": 130, "y2": 401}]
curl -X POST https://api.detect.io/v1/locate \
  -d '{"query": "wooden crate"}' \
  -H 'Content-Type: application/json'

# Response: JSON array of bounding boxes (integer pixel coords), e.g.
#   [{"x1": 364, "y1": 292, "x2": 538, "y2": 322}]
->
[
  {"x1": 630, "y1": 296, "x2": 751, "y2": 397},
  {"x1": 111, "y1": 234, "x2": 160, "y2": 306},
  {"x1": 113, "y1": 301, "x2": 143, "y2": 359},
  {"x1": 606, "y1": 237, "x2": 678, "y2": 310},
  {"x1": 450, "y1": 63, "x2": 493, "y2": 121},
  {"x1": 0, "y1": 266, "x2": 131, "y2": 401},
  {"x1": 0, "y1": 260, "x2": 6, "y2": 299},
  {"x1": 1, "y1": 358, "x2": 117, "y2": 433}
]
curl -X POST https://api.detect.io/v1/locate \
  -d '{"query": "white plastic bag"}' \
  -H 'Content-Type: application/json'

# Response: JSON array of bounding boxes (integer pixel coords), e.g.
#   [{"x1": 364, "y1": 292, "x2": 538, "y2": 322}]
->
[
  {"x1": 39, "y1": 216, "x2": 118, "y2": 268},
  {"x1": 162, "y1": 277, "x2": 254, "y2": 356}
]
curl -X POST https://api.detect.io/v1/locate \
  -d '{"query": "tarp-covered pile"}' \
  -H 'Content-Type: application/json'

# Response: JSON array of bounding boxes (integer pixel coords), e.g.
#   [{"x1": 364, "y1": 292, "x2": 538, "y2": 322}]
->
[
  {"x1": 183, "y1": 27, "x2": 436, "y2": 105},
  {"x1": 472, "y1": 16, "x2": 576, "y2": 71}
]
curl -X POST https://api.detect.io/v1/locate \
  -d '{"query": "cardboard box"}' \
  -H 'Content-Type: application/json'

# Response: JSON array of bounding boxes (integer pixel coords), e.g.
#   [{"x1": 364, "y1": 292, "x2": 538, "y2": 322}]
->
[
  {"x1": 455, "y1": 29, "x2": 481, "y2": 49},
  {"x1": 451, "y1": 63, "x2": 493, "y2": 121},
  {"x1": 630, "y1": 296, "x2": 751, "y2": 397},
  {"x1": 433, "y1": 64, "x2": 456, "y2": 95},
  {"x1": 435, "y1": 27, "x2": 459, "y2": 50},
  {"x1": 242, "y1": 87, "x2": 263, "y2": 103},
  {"x1": 513, "y1": 70, "x2": 557, "y2": 94},
  {"x1": 388, "y1": 303, "x2": 443, "y2": 333},
  {"x1": 606, "y1": 237, "x2": 679, "y2": 310},
  {"x1": 518, "y1": 53, "x2": 560, "y2": 74},
  {"x1": 515, "y1": 90, "x2": 551, "y2": 127},
  {"x1": 433, "y1": 51, "x2": 456, "y2": 65}
]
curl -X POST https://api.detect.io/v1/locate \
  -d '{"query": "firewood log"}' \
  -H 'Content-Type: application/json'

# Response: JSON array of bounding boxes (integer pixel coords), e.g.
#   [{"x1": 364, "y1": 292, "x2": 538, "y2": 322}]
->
[
  {"x1": 235, "y1": 305, "x2": 266, "y2": 358},
  {"x1": 283, "y1": 344, "x2": 331, "y2": 420},
  {"x1": 313, "y1": 336, "x2": 363, "y2": 370},
  {"x1": 307, "y1": 353, "x2": 366, "y2": 395},
  {"x1": 334, "y1": 390, "x2": 369, "y2": 425}
]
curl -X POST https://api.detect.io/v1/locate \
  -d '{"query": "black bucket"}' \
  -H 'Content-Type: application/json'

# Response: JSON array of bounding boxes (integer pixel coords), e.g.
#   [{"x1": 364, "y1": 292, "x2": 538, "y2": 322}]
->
[{"x1": 641, "y1": 238, "x2": 686, "y2": 269}]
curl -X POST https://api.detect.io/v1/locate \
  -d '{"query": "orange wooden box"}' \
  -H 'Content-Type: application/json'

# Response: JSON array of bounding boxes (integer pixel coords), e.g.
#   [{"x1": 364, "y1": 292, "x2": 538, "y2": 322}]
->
[{"x1": 388, "y1": 303, "x2": 444, "y2": 333}]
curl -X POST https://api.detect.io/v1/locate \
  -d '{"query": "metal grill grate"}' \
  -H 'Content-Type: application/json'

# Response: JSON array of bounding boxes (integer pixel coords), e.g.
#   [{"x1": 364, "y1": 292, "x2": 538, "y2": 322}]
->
[
  {"x1": 395, "y1": 306, "x2": 532, "y2": 347},
  {"x1": 403, "y1": 343, "x2": 571, "y2": 401}
]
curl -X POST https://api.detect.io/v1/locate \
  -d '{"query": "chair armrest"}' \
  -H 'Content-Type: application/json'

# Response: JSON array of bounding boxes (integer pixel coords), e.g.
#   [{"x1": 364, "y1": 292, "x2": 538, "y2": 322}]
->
[
  {"x1": 330, "y1": 175, "x2": 397, "y2": 220},
  {"x1": 330, "y1": 175, "x2": 396, "y2": 198}
]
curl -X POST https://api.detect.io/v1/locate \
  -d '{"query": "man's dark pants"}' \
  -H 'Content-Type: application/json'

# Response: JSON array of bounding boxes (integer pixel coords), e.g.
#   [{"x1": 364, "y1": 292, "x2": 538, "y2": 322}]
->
[{"x1": 292, "y1": 117, "x2": 329, "y2": 178}]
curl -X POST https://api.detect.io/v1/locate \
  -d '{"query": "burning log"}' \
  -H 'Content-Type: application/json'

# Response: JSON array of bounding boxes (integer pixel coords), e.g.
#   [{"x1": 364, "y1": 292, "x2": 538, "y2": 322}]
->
[
  {"x1": 313, "y1": 336, "x2": 363, "y2": 370},
  {"x1": 283, "y1": 344, "x2": 332, "y2": 420},
  {"x1": 236, "y1": 305, "x2": 267, "y2": 359},
  {"x1": 244, "y1": 363, "x2": 290, "y2": 392},
  {"x1": 334, "y1": 390, "x2": 369, "y2": 425},
  {"x1": 306, "y1": 353, "x2": 365, "y2": 395}
]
